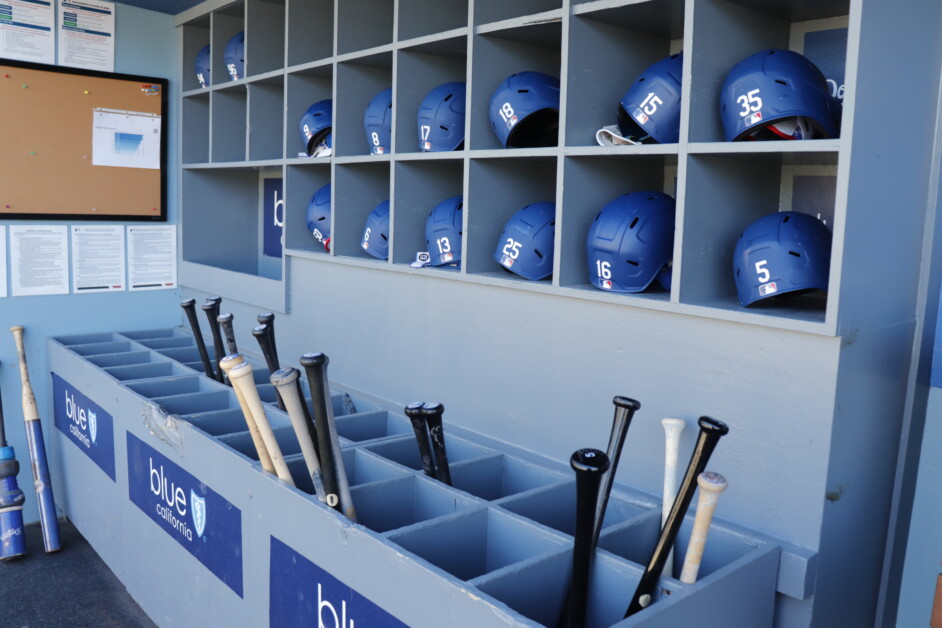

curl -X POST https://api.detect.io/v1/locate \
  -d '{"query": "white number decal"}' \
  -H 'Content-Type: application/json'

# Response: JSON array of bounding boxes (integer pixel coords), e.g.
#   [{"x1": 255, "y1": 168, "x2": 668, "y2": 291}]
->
[
  {"x1": 363, "y1": 227, "x2": 372, "y2": 242},
  {"x1": 639, "y1": 92, "x2": 664, "y2": 116},
  {"x1": 312, "y1": 228, "x2": 323, "y2": 243},
  {"x1": 755, "y1": 260, "x2": 770, "y2": 283},
  {"x1": 596, "y1": 260, "x2": 612, "y2": 279},
  {"x1": 302, "y1": 124, "x2": 311, "y2": 139},
  {"x1": 420, "y1": 125, "x2": 431, "y2": 141},
  {"x1": 737, "y1": 89, "x2": 762, "y2": 117},
  {"x1": 826, "y1": 79, "x2": 845, "y2": 102},
  {"x1": 436, "y1": 237, "x2": 451, "y2": 254},
  {"x1": 502, "y1": 238, "x2": 522, "y2": 259},
  {"x1": 371, "y1": 131, "x2": 381, "y2": 146},
  {"x1": 227, "y1": 63, "x2": 238, "y2": 79},
  {"x1": 498, "y1": 102, "x2": 515, "y2": 122}
]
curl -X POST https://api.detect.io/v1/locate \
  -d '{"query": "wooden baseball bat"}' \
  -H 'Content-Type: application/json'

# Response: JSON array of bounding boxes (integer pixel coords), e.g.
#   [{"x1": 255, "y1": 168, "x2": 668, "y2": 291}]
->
[
  {"x1": 180, "y1": 298, "x2": 218, "y2": 381},
  {"x1": 10, "y1": 326, "x2": 60, "y2": 552},
  {"x1": 270, "y1": 367, "x2": 327, "y2": 503},
  {"x1": 422, "y1": 402, "x2": 451, "y2": 485},
  {"x1": 404, "y1": 402, "x2": 436, "y2": 479},
  {"x1": 661, "y1": 417, "x2": 685, "y2": 577},
  {"x1": 565, "y1": 448, "x2": 610, "y2": 628},
  {"x1": 227, "y1": 361, "x2": 293, "y2": 485},
  {"x1": 679, "y1": 471, "x2": 728, "y2": 584},
  {"x1": 219, "y1": 354, "x2": 274, "y2": 474},
  {"x1": 217, "y1": 312, "x2": 238, "y2": 355}
]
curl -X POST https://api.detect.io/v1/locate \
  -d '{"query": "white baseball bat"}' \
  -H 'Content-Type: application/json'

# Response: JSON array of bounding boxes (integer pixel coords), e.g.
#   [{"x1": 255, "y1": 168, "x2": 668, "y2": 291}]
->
[{"x1": 662, "y1": 417, "x2": 685, "y2": 577}]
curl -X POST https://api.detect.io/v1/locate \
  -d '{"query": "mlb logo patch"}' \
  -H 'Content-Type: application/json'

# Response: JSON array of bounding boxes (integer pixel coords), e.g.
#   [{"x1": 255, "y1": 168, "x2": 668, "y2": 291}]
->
[
  {"x1": 362, "y1": 241, "x2": 369, "y2": 249},
  {"x1": 632, "y1": 108, "x2": 649, "y2": 125},
  {"x1": 746, "y1": 111, "x2": 763, "y2": 127},
  {"x1": 500, "y1": 255, "x2": 514, "y2": 268},
  {"x1": 373, "y1": 146, "x2": 384, "y2": 154},
  {"x1": 758, "y1": 281, "x2": 778, "y2": 297},
  {"x1": 601, "y1": 279, "x2": 612, "y2": 290},
  {"x1": 441, "y1": 252, "x2": 454, "y2": 263},
  {"x1": 505, "y1": 115, "x2": 518, "y2": 130},
  {"x1": 422, "y1": 141, "x2": 431, "y2": 150}
]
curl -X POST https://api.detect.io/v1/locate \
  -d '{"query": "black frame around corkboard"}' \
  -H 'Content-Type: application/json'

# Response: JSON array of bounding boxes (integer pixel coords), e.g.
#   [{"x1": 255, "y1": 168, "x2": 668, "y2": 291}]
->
[{"x1": 0, "y1": 58, "x2": 168, "y2": 221}]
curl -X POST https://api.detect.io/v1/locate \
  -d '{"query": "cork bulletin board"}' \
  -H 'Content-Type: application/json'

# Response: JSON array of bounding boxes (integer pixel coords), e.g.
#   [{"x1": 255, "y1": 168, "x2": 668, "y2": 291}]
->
[{"x1": 0, "y1": 59, "x2": 167, "y2": 221}]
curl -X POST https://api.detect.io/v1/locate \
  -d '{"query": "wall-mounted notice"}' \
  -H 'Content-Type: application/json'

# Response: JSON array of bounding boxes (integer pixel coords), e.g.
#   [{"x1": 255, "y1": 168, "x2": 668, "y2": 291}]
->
[
  {"x1": 0, "y1": 0, "x2": 55, "y2": 64},
  {"x1": 57, "y1": 0, "x2": 114, "y2": 73},
  {"x1": 0, "y1": 226, "x2": 6, "y2": 298},
  {"x1": 127, "y1": 225, "x2": 176, "y2": 291},
  {"x1": 71, "y1": 225, "x2": 125, "y2": 292},
  {"x1": 92, "y1": 108, "x2": 162, "y2": 170},
  {"x1": 10, "y1": 225, "x2": 68, "y2": 296}
]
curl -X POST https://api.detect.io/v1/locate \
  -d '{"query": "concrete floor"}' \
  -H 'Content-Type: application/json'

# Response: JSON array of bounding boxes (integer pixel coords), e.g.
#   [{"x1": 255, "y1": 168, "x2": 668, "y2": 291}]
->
[{"x1": 0, "y1": 519, "x2": 155, "y2": 628}]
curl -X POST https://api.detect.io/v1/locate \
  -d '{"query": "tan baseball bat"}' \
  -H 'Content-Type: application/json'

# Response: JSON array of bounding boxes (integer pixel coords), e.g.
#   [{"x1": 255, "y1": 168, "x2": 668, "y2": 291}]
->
[
  {"x1": 679, "y1": 471, "x2": 728, "y2": 584},
  {"x1": 227, "y1": 361, "x2": 293, "y2": 485},
  {"x1": 269, "y1": 367, "x2": 327, "y2": 503},
  {"x1": 219, "y1": 354, "x2": 274, "y2": 474}
]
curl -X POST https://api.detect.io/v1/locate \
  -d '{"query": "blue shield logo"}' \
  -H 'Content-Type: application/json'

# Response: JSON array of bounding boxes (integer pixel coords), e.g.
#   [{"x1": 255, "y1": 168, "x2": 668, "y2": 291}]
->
[
  {"x1": 190, "y1": 490, "x2": 207, "y2": 538},
  {"x1": 88, "y1": 410, "x2": 98, "y2": 445}
]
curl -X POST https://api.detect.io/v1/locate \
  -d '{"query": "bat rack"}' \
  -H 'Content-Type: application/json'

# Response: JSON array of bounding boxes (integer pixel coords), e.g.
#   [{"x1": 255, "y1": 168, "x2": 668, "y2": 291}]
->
[{"x1": 48, "y1": 328, "x2": 813, "y2": 627}]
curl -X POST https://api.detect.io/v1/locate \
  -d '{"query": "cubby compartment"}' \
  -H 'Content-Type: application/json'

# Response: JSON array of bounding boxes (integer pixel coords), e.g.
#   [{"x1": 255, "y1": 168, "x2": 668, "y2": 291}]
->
[
  {"x1": 135, "y1": 336, "x2": 195, "y2": 350},
  {"x1": 365, "y1": 434, "x2": 494, "y2": 472},
  {"x1": 498, "y1": 480, "x2": 649, "y2": 537},
  {"x1": 245, "y1": 0, "x2": 285, "y2": 77},
  {"x1": 558, "y1": 154, "x2": 677, "y2": 298},
  {"x1": 391, "y1": 160, "x2": 464, "y2": 267},
  {"x1": 211, "y1": 86, "x2": 248, "y2": 162},
  {"x1": 69, "y1": 341, "x2": 133, "y2": 356},
  {"x1": 335, "y1": 54, "x2": 392, "y2": 157},
  {"x1": 181, "y1": 408, "x2": 251, "y2": 437},
  {"x1": 473, "y1": 0, "x2": 561, "y2": 26},
  {"x1": 85, "y1": 351, "x2": 158, "y2": 368},
  {"x1": 181, "y1": 18, "x2": 211, "y2": 91},
  {"x1": 687, "y1": 0, "x2": 849, "y2": 144},
  {"x1": 332, "y1": 162, "x2": 391, "y2": 260},
  {"x1": 352, "y1": 474, "x2": 482, "y2": 534},
  {"x1": 449, "y1": 454, "x2": 565, "y2": 501},
  {"x1": 286, "y1": 0, "x2": 333, "y2": 67},
  {"x1": 103, "y1": 361, "x2": 187, "y2": 382},
  {"x1": 248, "y1": 76, "x2": 285, "y2": 161},
  {"x1": 55, "y1": 332, "x2": 124, "y2": 346},
  {"x1": 386, "y1": 507, "x2": 567, "y2": 580},
  {"x1": 151, "y1": 390, "x2": 232, "y2": 415},
  {"x1": 679, "y1": 150, "x2": 837, "y2": 323},
  {"x1": 119, "y1": 328, "x2": 179, "y2": 341},
  {"x1": 566, "y1": 0, "x2": 684, "y2": 147},
  {"x1": 398, "y1": 0, "x2": 468, "y2": 42},
  {"x1": 334, "y1": 410, "x2": 412, "y2": 442},
  {"x1": 182, "y1": 93, "x2": 210, "y2": 163},
  {"x1": 218, "y1": 422, "x2": 312, "y2": 461},
  {"x1": 336, "y1": 0, "x2": 393, "y2": 55},
  {"x1": 284, "y1": 162, "x2": 331, "y2": 253},
  {"x1": 336, "y1": 447, "x2": 411, "y2": 488},
  {"x1": 469, "y1": 26, "x2": 562, "y2": 151},
  {"x1": 181, "y1": 167, "x2": 284, "y2": 279},
  {"x1": 211, "y1": 3, "x2": 246, "y2": 85},
  {"x1": 285, "y1": 66, "x2": 333, "y2": 159},
  {"x1": 466, "y1": 156, "x2": 557, "y2": 279},
  {"x1": 125, "y1": 376, "x2": 221, "y2": 399},
  {"x1": 395, "y1": 41, "x2": 467, "y2": 154},
  {"x1": 155, "y1": 345, "x2": 218, "y2": 365}
]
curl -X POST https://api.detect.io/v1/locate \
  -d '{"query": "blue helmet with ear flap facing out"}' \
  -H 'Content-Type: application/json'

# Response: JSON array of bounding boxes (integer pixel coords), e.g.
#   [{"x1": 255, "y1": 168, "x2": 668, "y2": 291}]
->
[
  {"x1": 300, "y1": 100, "x2": 333, "y2": 156},
  {"x1": 195, "y1": 44, "x2": 211, "y2": 88},
  {"x1": 224, "y1": 31, "x2": 244, "y2": 81},
  {"x1": 720, "y1": 49, "x2": 841, "y2": 142},
  {"x1": 425, "y1": 196, "x2": 463, "y2": 266},
  {"x1": 493, "y1": 202, "x2": 556, "y2": 280},
  {"x1": 305, "y1": 183, "x2": 331, "y2": 251},
  {"x1": 361, "y1": 200, "x2": 390, "y2": 260},
  {"x1": 732, "y1": 211, "x2": 832, "y2": 306},
  {"x1": 364, "y1": 88, "x2": 392, "y2": 154},
  {"x1": 489, "y1": 71, "x2": 561, "y2": 148},
  {"x1": 618, "y1": 53, "x2": 683, "y2": 144},
  {"x1": 586, "y1": 191, "x2": 676, "y2": 293},
  {"x1": 417, "y1": 82, "x2": 466, "y2": 152}
]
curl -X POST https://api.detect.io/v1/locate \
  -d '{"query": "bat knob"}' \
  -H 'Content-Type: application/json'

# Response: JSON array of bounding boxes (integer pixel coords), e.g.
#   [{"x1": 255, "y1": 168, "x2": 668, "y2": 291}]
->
[
  {"x1": 300, "y1": 352, "x2": 328, "y2": 367},
  {"x1": 613, "y1": 396, "x2": 641, "y2": 412},
  {"x1": 205, "y1": 296, "x2": 222, "y2": 306},
  {"x1": 217, "y1": 312, "x2": 233, "y2": 324},
  {"x1": 219, "y1": 354, "x2": 244, "y2": 372},
  {"x1": 698, "y1": 416, "x2": 729, "y2": 436},
  {"x1": 270, "y1": 367, "x2": 299, "y2": 386},
  {"x1": 9, "y1": 326, "x2": 23, "y2": 333},
  {"x1": 252, "y1": 324, "x2": 268, "y2": 337},
  {"x1": 570, "y1": 448, "x2": 610, "y2": 475},
  {"x1": 404, "y1": 402, "x2": 425, "y2": 418},
  {"x1": 698, "y1": 471, "x2": 728, "y2": 494},
  {"x1": 227, "y1": 361, "x2": 254, "y2": 382},
  {"x1": 180, "y1": 298, "x2": 196, "y2": 308},
  {"x1": 257, "y1": 312, "x2": 275, "y2": 325},
  {"x1": 201, "y1": 302, "x2": 216, "y2": 312},
  {"x1": 421, "y1": 402, "x2": 444, "y2": 416}
]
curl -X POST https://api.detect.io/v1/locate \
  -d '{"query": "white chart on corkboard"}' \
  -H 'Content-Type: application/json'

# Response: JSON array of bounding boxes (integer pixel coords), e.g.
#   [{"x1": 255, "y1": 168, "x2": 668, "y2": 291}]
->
[{"x1": 0, "y1": 58, "x2": 167, "y2": 221}]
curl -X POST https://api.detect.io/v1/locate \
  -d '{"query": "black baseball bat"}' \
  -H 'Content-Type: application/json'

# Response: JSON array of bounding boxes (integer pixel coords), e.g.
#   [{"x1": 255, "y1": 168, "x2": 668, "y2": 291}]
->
[
  {"x1": 422, "y1": 402, "x2": 451, "y2": 485},
  {"x1": 624, "y1": 416, "x2": 729, "y2": 617},
  {"x1": 252, "y1": 323, "x2": 286, "y2": 411},
  {"x1": 300, "y1": 353, "x2": 341, "y2": 512},
  {"x1": 565, "y1": 448, "x2": 610, "y2": 628},
  {"x1": 180, "y1": 298, "x2": 218, "y2": 381},
  {"x1": 594, "y1": 396, "x2": 640, "y2": 547},
  {"x1": 217, "y1": 312, "x2": 238, "y2": 355},
  {"x1": 404, "y1": 402, "x2": 436, "y2": 478},
  {"x1": 257, "y1": 312, "x2": 280, "y2": 366},
  {"x1": 202, "y1": 298, "x2": 227, "y2": 385}
]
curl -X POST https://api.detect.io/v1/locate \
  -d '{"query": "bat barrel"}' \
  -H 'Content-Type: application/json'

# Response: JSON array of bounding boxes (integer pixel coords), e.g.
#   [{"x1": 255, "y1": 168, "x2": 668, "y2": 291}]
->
[
  {"x1": 422, "y1": 402, "x2": 451, "y2": 486},
  {"x1": 217, "y1": 312, "x2": 238, "y2": 355},
  {"x1": 405, "y1": 402, "x2": 436, "y2": 478},
  {"x1": 594, "y1": 396, "x2": 640, "y2": 547},
  {"x1": 300, "y1": 352, "x2": 341, "y2": 512},
  {"x1": 180, "y1": 299, "x2": 218, "y2": 381},
  {"x1": 271, "y1": 367, "x2": 327, "y2": 503},
  {"x1": 257, "y1": 313, "x2": 279, "y2": 365},
  {"x1": 202, "y1": 300, "x2": 228, "y2": 385},
  {"x1": 679, "y1": 471, "x2": 728, "y2": 584},
  {"x1": 567, "y1": 448, "x2": 610, "y2": 628},
  {"x1": 253, "y1": 324, "x2": 286, "y2": 410}
]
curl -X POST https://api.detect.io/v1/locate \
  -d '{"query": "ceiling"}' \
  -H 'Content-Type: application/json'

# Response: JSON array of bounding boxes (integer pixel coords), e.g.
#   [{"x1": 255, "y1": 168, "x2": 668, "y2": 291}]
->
[{"x1": 115, "y1": 0, "x2": 207, "y2": 15}]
